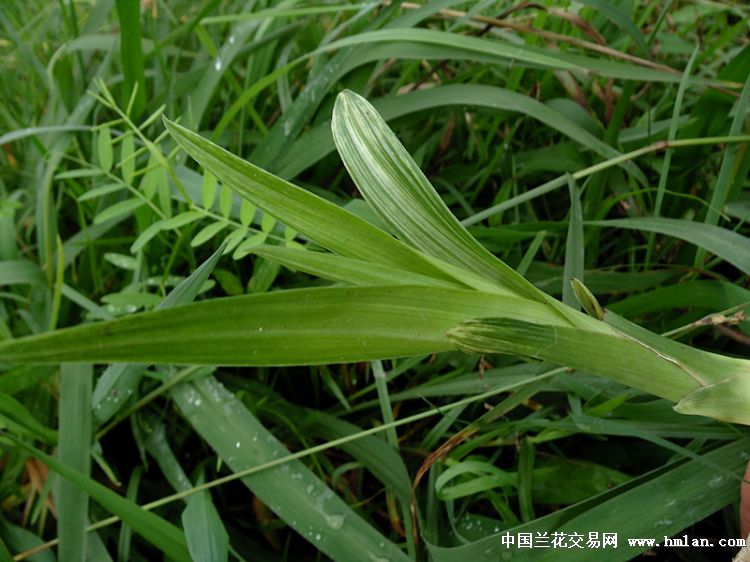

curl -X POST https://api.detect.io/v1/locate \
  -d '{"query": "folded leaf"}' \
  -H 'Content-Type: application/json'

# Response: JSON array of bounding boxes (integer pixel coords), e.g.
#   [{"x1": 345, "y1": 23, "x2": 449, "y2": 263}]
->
[
  {"x1": 447, "y1": 317, "x2": 739, "y2": 409},
  {"x1": 332, "y1": 89, "x2": 539, "y2": 300},
  {"x1": 163, "y1": 117, "x2": 458, "y2": 285}
]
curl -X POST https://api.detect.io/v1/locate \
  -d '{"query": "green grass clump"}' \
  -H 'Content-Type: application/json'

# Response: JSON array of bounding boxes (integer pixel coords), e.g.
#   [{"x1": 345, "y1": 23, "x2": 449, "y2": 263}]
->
[{"x1": 1, "y1": 2, "x2": 750, "y2": 561}]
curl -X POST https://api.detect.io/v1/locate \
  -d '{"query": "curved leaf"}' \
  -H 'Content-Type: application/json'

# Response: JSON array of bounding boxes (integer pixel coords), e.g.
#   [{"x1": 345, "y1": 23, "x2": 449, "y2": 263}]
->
[{"x1": 0, "y1": 286, "x2": 564, "y2": 366}]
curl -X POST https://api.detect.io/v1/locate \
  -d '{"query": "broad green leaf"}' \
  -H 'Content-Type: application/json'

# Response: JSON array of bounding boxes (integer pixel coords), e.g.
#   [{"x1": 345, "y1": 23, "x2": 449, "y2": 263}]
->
[
  {"x1": 589, "y1": 217, "x2": 750, "y2": 275},
  {"x1": 222, "y1": 227, "x2": 247, "y2": 255},
  {"x1": 0, "y1": 286, "x2": 565, "y2": 365},
  {"x1": 57, "y1": 363, "x2": 92, "y2": 562},
  {"x1": 331, "y1": 90, "x2": 541, "y2": 301},
  {"x1": 101, "y1": 291, "x2": 162, "y2": 308},
  {"x1": 0, "y1": 535, "x2": 12, "y2": 562},
  {"x1": 6, "y1": 436, "x2": 191, "y2": 562},
  {"x1": 252, "y1": 245, "x2": 460, "y2": 288},
  {"x1": 162, "y1": 117, "x2": 462, "y2": 285},
  {"x1": 103, "y1": 252, "x2": 137, "y2": 270},
  {"x1": 603, "y1": 310, "x2": 750, "y2": 389},
  {"x1": 447, "y1": 317, "x2": 739, "y2": 408}
]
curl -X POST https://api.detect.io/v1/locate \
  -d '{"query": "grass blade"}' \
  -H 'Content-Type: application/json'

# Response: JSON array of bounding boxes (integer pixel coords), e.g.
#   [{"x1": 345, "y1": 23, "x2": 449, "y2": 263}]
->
[
  {"x1": 171, "y1": 376, "x2": 411, "y2": 562},
  {"x1": 92, "y1": 243, "x2": 225, "y2": 424},
  {"x1": 589, "y1": 217, "x2": 750, "y2": 275},
  {"x1": 181, "y1": 492, "x2": 228, "y2": 562},
  {"x1": 562, "y1": 176, "x2": 584, "y2": 308},
  {"x1": 278, "y1": 84, "x2": 639, "y2": 180},
  {"x1": 427, "y1": 438, "x2": 750, "y2": 561},
  {"x1": 57, "y1": 363, "x2": 92, "y2": 562},
  {"x1": 115, "y1": 0, "x2": 146, "y2": 118},
  {"x1": 5, "y1": 436, "x2": 191, "y2": 562}
]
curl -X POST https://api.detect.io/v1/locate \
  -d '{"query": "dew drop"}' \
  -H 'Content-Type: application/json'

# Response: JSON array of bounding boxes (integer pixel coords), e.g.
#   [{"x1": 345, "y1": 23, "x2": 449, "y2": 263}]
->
[
  {"x1": 214, "y1": 59, "x2": 222, "y2": 72},
  {"x1": 325, "y1": 513, "x2": 345, "y2": 530}
]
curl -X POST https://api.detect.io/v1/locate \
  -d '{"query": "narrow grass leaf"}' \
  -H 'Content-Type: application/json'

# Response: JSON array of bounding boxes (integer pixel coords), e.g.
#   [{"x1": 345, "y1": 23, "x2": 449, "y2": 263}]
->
[
  {"x1": 0, "y1": 518, "x2": 56, "y2": 562},
  {"x1": 562, "y1": 176, "x2": 584, "y2": 308},
  {"x1": 0, "y1": 393, "x2": 57, "y2": 444},
  {"x1": 589, "y1": 217, "x2": 750, "y2": 275},
  {"x1": 279, "y1": 84, "x2": 641, "y2": 180},
  {"x1": 0, "y1": 261, "x2": 45, "y2": 286},
  {"x1": 6, "y1": 436, "x2": 191, "y2": 561},
  {"x1": 427, "y1": 438, "x2": 750, "y2": 561},
  {"x1": 92, "y1": 244, "x2": 225, "y2": 425},
  {"x1": 115, "y1": 0, "x2": 146, "y2": 117},
  {"x1": 57, "y1": 363, "x2": 92, "y2": 562},
  {"x1": 327, "y1": 28, "x2": 705, "y2": 83},
  {"x1": 171, "y1": 376, "x2": 411, "y2": 562},
  {"x1": 181, "y1": 492, "x2": 228, "y2": 562}
]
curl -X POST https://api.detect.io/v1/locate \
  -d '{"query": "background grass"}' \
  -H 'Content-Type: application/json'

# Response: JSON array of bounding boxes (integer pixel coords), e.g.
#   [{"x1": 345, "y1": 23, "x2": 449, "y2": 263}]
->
[{"x1": 1, "y1": 1, "x2": 750, "y2": 561}]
